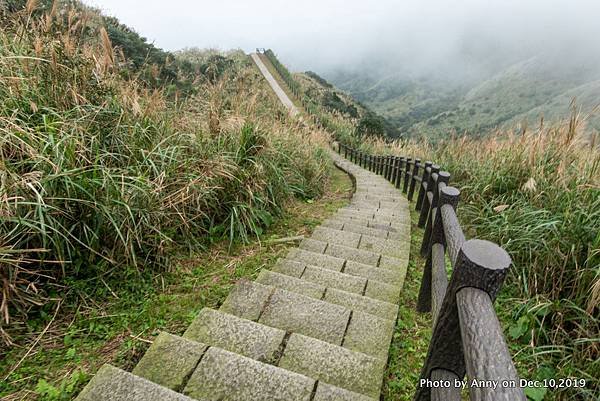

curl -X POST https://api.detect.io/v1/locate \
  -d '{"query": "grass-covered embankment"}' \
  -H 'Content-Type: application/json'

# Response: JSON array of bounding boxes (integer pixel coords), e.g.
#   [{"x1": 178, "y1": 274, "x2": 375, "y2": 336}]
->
[
  {"x1": 359, "y1": 119, "x2": 599, "y2": 400},
  {"x1": 0, "y1": 1, "x2": 333, "y2": 394}
]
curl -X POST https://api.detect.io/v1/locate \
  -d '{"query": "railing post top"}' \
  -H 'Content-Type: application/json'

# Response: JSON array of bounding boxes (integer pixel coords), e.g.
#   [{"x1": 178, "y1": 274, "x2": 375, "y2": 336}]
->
[
  {"x1": 415, "y1": 158, "x2": 422, "y2": 163},
  {"x1": 440, "y1": 185, "x2": 460, "y2": 201},
  {"x1": 431, "y1": 164, "x2": 440, "y2": 171},
  {"x1": 461, "y1": 239, "x2": 512, "y2": 273},
  {"x1": 438, "y1": 171, "x2": 451, "y2": 183},
  {"x1": 424, "y1": 161, "x2": 433, "y2": 167}
]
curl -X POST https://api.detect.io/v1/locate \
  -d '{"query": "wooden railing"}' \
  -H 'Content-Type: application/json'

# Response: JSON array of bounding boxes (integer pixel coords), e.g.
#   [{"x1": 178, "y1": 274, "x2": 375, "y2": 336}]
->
[{"x1": 337, "y1": 143, "x2": 527, "y2": 401}]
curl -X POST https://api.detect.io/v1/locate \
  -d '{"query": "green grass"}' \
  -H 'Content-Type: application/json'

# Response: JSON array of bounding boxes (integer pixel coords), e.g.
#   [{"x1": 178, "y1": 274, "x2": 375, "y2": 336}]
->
[
  {"x1": 1, "y1": 5, "x2": 331, "y2": 336},
  {"x1": 0, "y1": 162, "x2": 353, "y2": 401},
  {"x1": 384, "y1": 208, "x2": 431, "y2": 400}
]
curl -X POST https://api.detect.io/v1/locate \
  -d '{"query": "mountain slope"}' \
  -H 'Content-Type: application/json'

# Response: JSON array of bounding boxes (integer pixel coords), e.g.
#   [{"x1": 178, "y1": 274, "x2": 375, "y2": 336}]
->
[{"x1": 328, "y1": 54, "x2": 600, "y2": 140}]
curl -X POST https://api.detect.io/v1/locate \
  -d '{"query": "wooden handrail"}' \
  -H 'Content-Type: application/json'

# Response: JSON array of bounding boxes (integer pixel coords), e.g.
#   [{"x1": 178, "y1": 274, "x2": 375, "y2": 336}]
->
[{"x1": 335, "y1": 142, "x2": 526, "y2": 401}]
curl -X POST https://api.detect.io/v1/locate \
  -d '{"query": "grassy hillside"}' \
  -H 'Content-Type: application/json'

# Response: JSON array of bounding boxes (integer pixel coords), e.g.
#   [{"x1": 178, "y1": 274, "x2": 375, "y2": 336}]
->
[
  {"x1": 0, "y1": 0, "x2": 330, "y2": 354},
  {"x1": 329, "y1": 54, "x2": 600, "y2": 140},
  {"x1": 342, "y1": 119, "x2": 599, "y2": 400}
]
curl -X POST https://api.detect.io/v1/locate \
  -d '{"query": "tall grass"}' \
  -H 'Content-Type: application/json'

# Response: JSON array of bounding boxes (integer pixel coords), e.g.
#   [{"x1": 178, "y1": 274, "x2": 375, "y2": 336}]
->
[
  {"x1": 357, "y1": 114, "x2": 599, "y2": 399},
  {"x1": 0, "y1": 4, "x2": 329, "y2": 338}
]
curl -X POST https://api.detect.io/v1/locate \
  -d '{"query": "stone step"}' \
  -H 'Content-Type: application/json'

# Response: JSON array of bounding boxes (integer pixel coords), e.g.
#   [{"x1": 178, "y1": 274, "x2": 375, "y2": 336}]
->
[
  {"x1": 133, "y1": 331, "x2": 379, "y2": 401},
  {"x1": 302, "y1": 264, "x2": 367, "y2": 295},
  {"x1": 308, "y1": 226, "x2": 410, "y2": 259},
  {"x1": 286, "y1": 248, "x2": 345, "y2": 271},
  {"x1": 256, "y1": 269, "x2": 325, "y2": 299},
  {"x1": 183, "y1": 308, "x2": 286, "y2": 364},
  {"x1": 343, "y1": 207, "x2": 409, "y2": 219},
  {"x1": 289, "y1": 243, "x2": 408, "y2": 274},
  {"x1": 279, "y1": 333, "x2": 386, "y2": 398},
  {"x1": 132, "y1": 332, "x2": 207, "y2": 391},
  {"x1": 311, "y1": 226, "x2": 362, "y2": 248},
  {"x1": 344, "y1": 259, "x2": 406, "y2": 288},
  {"x1": 187, "y1": 346, "x2": 315, "y2": 401},
  {"x1": 271, "y1": 260, "x2": 400, "y2": 304},
  {"x1": 221, "y1": 280, "x2": 349, "y2": 345},
  {"x1": 323, "y1": 216, "x2": 409, "y2": 231},
  {"x1": 267, "y1": 259, "x2": 400, "y2": 320},
  {"x1": 219, "y1": 280, "x2": 397, "y2": 359},
  {"x1": 324, "y1": 287, "x2": 399, "y2": 321},
  {"x1": 75, "y1": 364, "x2": 195, "y2": 401},
  {"x1": 326, "y1": 243, "x2": 381, "y2": 266}
]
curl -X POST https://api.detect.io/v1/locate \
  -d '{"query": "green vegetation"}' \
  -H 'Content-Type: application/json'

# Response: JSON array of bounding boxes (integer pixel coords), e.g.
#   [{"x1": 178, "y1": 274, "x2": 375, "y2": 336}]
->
[
  {"x1": 1, "y1": 163, "x2": 353, "y2": 400},
  {"x1": 384, "y1": 210, "x2": 431, "y2": 400},
  {"x1": 259, "y1": 50, "x2": 399, "y2": 140},
  {"x1": 0, "y1": 0, "x2": 331, "y2": 373},
  {"x1": 330, "y1": 56, "x2": 600, "y2": 140},
  {"x1": 350, "y1": 116, "x2": 599, "y2": 400}
]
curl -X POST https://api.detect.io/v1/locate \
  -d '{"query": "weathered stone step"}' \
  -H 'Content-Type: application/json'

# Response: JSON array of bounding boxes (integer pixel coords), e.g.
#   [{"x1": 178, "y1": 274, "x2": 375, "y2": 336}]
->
[
  {"x1": 339, "y1": 208, "x2": 409, "y2": 220},
  {"x1": 306, "y1": 226, "x2": 410, "y2": 259},
  {"x1": 75, "y1": 364, "x2": 196, "y2": 401},
  {"x1": 324, "y1": 287, "x2": 399, "y2": 321},
  {"x1": 288, "y1": 243, "x2": 408, "y2": 274},
  {"x1": 184, "y1": 308, "x2": 286, "y2": 364},
  {"x1": 279, "y1": 333, "x2": 386, "y2": 398},
  {"x1": 221, "y1": 280, "x2": 349, "y2": 345},
  {"x1": 134, "y1": 331, "x2": 382, "y2": 400},
  {"x1": 187, "y1": 346, "x2": 314, "y2": 401},
  {"x1": 300, "y1": 234, "x2": 409, "y2": 265},
  {"x1": 322, "y1": 216, "x2": 409, "y2": 232},
  {"x1": 256, "y1": 269, "x2": 325, "y2": 299},
  {"x1": 270, "y1": 259, "x2": 400, "y2": 320},
  {"x1": 219, "y1": 280, "x2": 397, "y2": 359},
  {"x1": 268, "y1": 259, "x2": 401, "y2": 304}
]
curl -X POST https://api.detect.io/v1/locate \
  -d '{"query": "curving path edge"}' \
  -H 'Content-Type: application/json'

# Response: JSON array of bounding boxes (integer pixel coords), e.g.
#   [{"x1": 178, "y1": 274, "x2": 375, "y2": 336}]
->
[{"x1": 75, "y1": 150, "x2": 412, "y2": 401}]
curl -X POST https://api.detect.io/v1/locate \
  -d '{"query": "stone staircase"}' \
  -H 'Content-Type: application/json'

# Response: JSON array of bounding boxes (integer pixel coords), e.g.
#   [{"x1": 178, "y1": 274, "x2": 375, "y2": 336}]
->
[{"x1": 75, "y1": 151, "x2": 411, "y2": 401}]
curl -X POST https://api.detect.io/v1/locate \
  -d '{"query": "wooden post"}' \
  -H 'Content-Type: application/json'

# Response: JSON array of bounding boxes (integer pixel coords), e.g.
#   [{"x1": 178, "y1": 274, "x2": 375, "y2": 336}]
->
[
  {"x1": 421, "y1": 171, "x2": 451, "y2": 257},
  {"x1": 417, "y1": 186, "x2": 459, "y2": 313},
  {"x1": 416, "y1": 161, "x2": 433, "y2": 211},
  {"x1": 391, "y1": 157, "x2": 400, "y2": 184},
  {"x1": 403, "y1": 158, "x2": 412, "y2": 193},
  {"x1": 402, "y1": 157, "x2": 413, "y2": 193},
  {"x1": 408, "y1": 159, "x2": 422, "y2": 201},
  {"x1": 344, "y1": 145, "x2": 348, "y2": 159},
  {"x1": 396, "y1": 157, "x2": 405, "y2": 189},
  {"x1": 414, "y1": 239, "x2": 512, "y2": 401},
  {"x1": 418, "y1": 165, "x2": 439, "y2": 228}
]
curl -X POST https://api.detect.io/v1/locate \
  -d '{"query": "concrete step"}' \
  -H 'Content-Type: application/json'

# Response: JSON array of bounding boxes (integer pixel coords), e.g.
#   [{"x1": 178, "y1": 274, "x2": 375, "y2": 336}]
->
[
  {"x1": 288, "y1": 244, "x2": 408, "y2": 274},
  {"x1": 322, "y1": 216, "x2": 409, "y2": 231},
  {"x1": 184, "y1": 308, "x2": 286, "y2": 364},
  {"x1": 75, "y1": 364, "x2": 196, "y2": 401},
  {"x1": 295, "y1": 241, "x2": 381, "y2": 267},
  {"x1": 256, "y1": 269, "x2": 325, "y2": 299},
  {"x1": 286, "y1": 248, "x2": 345, "y2": 271},
  {"x1": 132, "y1": 332, "x2": 207, "y2": 391},
  {"x1": 273, "y1": 260, "x2": 401, "y2": 304},
  {"x1": 219, "y1": 280, "x2": 397, "y2": 360},
  {"x1": 307, "y1": 226, "x2": 410, "y2": 259},
  {"x1": 268, "y1": 259, "x2": 400, "y2": 320},
  {"x1": 279, "y1": 333, "x2": 386, "y2": 398},
  {"x1": 221, "y1": 280, "x2": 349, "y2": 345},
  {"x1": 133, "y1": 331, "x2": 382, "y2": 400},
  {"x1": 324, "y1": 287, "x2": 399, "y2": 321}
]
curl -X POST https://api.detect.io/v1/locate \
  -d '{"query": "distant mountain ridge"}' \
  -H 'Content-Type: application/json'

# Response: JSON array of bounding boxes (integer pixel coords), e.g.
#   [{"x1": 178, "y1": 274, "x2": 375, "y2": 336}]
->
[{"x1": 326, "y1": 53, "x2": 600, "y2": 140}]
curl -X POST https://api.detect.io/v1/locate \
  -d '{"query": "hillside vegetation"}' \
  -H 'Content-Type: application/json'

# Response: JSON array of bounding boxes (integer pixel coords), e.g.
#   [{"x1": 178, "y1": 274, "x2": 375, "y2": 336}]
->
[
  {"x1": 0, "y1": 1, "x2": 329, "y2": 349},
  {"x1": 337, "y1": 119, "x2": 599, "y2": 400},
  {"x1": 329, "y1": 54, "x2": 600, "y2": 140}
]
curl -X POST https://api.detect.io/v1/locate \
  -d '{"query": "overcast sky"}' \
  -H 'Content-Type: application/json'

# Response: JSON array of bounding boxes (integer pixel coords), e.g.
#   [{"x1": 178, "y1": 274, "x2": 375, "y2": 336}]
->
[{"x1": 84, "y1": 0, "x2": 600, "y2": 75}]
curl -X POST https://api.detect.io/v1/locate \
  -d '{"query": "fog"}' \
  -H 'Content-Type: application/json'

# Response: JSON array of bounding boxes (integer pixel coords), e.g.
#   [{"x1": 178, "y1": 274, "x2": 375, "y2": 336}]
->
[{"x1": 85, "y1": 0, "x2": 600, "y2": 80}]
